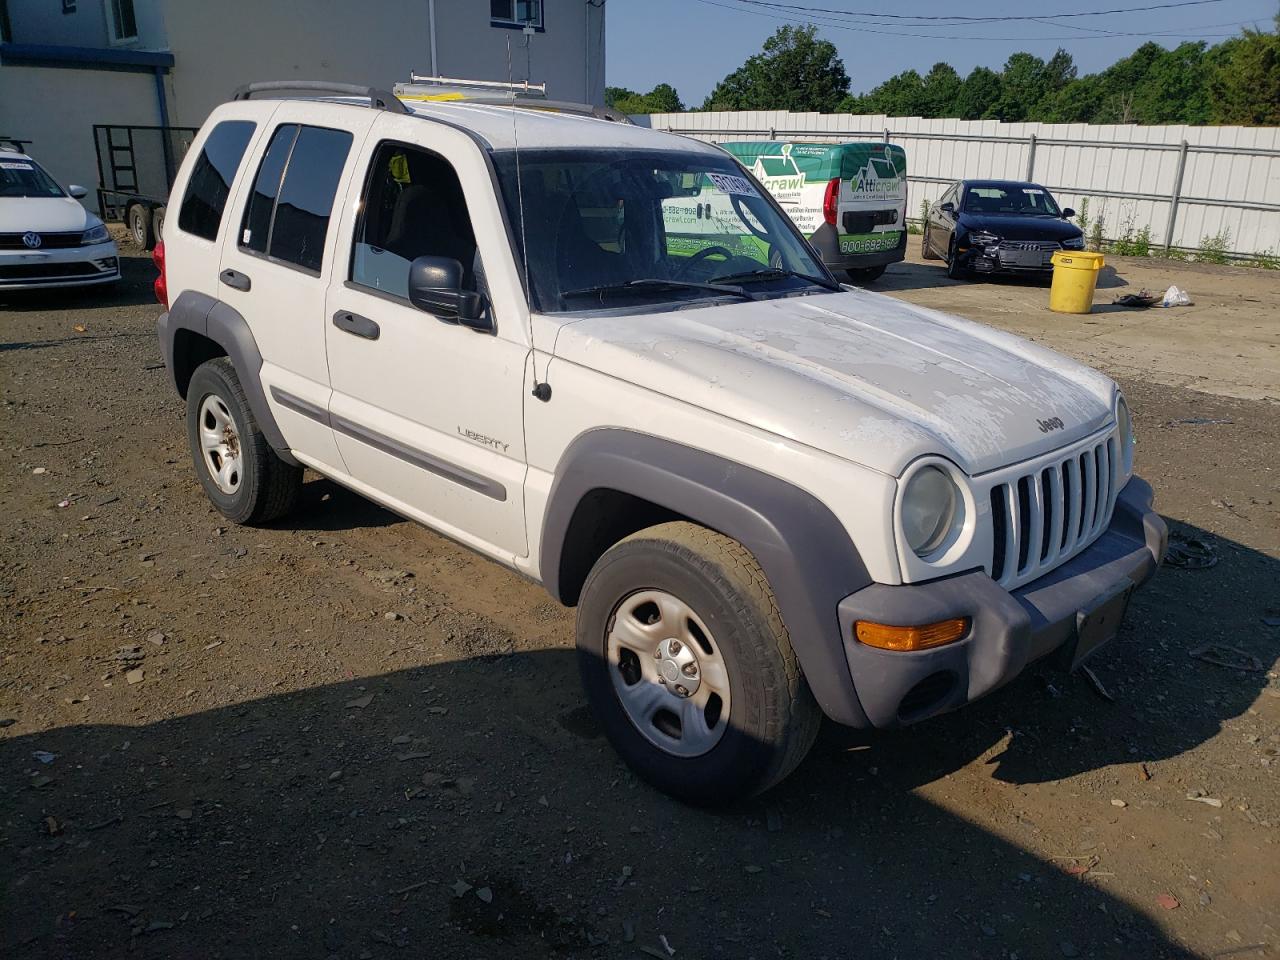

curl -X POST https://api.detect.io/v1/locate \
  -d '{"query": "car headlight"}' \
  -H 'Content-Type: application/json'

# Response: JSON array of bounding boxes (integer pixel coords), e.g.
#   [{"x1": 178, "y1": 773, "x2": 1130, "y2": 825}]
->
[
  {"x1": 1116, "y1": 394, "x2": 1135, "y2": 478},
  {"x1": 1062, "y1": 236, "x2": 1085, "y2": 250},
  {"x1": 969, "y1": 231, "x2": 999, "y2": 247},
  {"x1": 80, "y1": 223, "x2": 110, "y2": 245},
  {"x1": 901, "y1": 465, "x2": 964, "y2": 558}
]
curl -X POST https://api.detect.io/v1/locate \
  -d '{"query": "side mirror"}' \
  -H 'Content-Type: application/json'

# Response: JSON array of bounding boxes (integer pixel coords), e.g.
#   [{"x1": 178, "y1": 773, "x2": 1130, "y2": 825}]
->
[
  {"x1": 407, "y1": 255, "x2": 492, "y2": 332},
  {"x1": 68, "y1": 185, "x2": 88, "y2": 199},
  {"x1": 1061, "y1": 207, "x2": 1076, "y2": 219},
  {"x1": 940, "y1": 201, "x2": 955, "y2": 215}
]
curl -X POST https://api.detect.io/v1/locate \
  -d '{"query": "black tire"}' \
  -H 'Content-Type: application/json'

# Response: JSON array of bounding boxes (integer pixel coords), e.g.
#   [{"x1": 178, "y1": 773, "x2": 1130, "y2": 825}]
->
[
  {"x1": 127, "y1": 203, "x2": 153, "y2": 249},
  {"x1": 576, "y1": 521, "x2": 821, "y2": 805},
  {"x1": 846, "y1": 265, "x2": 886, "y2": 284},
  {"x1": 921, "y1": 224, "x2": 941, "y2": 260},
  {"x1": 150, "y1": 206, "x2": 166, "y2": 248},
  {"x1": 946, "y1": 239, "x2": 968, "y2": 281},
  {"x1": 185, "y1": 357, "x2": 300, "y2": 525}
]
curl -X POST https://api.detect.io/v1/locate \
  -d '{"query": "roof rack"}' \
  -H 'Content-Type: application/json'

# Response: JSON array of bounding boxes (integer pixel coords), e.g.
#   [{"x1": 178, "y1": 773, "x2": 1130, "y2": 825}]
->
[
  {"x1": 231, "y1": 81, "x2": 408, "y2": 114},
  {"x1": 395, "y1": 74, "x2": 632, "y2": 124},
  {"x1": 0, "y1": 136, "x2": 33, "y2": 153}
]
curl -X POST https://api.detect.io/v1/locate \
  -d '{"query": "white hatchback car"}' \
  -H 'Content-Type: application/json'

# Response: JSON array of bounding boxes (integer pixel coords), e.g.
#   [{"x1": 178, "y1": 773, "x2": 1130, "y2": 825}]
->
[{"x1": 0, "y1": 144, "x2": 120, "y2": 291}]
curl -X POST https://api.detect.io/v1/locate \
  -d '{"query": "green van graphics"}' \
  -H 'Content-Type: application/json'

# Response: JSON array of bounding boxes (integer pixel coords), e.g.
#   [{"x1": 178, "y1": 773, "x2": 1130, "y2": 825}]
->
[{"x1": 723, "y1": 141, "x2": 908, "y2": 281}]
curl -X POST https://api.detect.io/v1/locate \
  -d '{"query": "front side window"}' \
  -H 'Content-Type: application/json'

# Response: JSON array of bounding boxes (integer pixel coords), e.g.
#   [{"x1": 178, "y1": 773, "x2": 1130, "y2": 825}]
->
[
  {"x1": 107, "y1": 0, "x2": 138, "y2": 42},
  {"x1": 963, "y1": 184, "x2": 1062, "y2": 217},
  {"x1": 240, "y1": 124, "x2": 353, "y2": 273},
  {"x1": 177, "y1": 120, "x2": 256, "y2": 242},
  {"x1": 350, "y1": 142, "x2": 479, "y2": 300},
  {"x1": 492, "y1": 148, "x2": 832, "y2": 313},
  {"x1": 0, "y1": 157, "x2": 64, "y2": 198}
]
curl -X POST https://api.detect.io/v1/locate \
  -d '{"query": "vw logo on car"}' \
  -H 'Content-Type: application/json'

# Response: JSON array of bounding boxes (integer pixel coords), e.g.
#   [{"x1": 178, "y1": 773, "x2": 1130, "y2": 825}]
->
[{"x1": 22, "y1": 231, "x2": 42, "y2": 249}]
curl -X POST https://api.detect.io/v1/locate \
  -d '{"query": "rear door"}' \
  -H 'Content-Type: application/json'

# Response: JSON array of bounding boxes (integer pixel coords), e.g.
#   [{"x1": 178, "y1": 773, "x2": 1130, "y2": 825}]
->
[
  {"x1": 836, "y1": 143, "x2": 907, "y2": 259},
  {"x1": 216, "y1": 103, "x2": 376, "y2": 473}
]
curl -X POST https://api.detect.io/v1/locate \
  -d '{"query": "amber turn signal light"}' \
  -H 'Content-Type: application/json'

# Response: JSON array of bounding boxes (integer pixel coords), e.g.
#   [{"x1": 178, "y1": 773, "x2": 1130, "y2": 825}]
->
[{"x1": 854, "y1": 617, "x2": 970, "y2": 652}]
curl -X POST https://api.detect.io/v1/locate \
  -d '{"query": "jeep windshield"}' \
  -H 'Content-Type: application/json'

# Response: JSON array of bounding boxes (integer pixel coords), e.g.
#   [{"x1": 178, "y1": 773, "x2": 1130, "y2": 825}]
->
[
  {"x1": 492, "y1": 148, "x2": 836, "y2": 313},
  {"x1": 0, "y1": 157, "x2": 65, "y2": 198}
]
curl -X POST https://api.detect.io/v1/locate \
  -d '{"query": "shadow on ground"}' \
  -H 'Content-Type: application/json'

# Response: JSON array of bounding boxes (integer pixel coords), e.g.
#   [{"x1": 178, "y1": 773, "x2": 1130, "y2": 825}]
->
[
  {"x1": 5, "y1": 515, "x2": 1274, "y2": 959},
  {"x1": 873, "y1": 257, "x2": 1127, "y2": 293}
]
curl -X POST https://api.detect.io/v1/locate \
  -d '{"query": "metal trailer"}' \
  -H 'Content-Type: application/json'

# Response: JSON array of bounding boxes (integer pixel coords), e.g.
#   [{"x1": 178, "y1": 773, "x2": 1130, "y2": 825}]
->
[{"x1": 92, "y1": 123, "x2": 198, "y2": 250}]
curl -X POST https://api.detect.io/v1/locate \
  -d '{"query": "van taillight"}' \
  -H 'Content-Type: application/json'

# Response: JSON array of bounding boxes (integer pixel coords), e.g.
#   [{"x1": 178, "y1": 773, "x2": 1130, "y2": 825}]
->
[
  {"x1": 152, "y1": 239, "x2": 168, "y2": 308},
  {"x1": 822, "y1": 177, "x2": 840, "y2": 227}
]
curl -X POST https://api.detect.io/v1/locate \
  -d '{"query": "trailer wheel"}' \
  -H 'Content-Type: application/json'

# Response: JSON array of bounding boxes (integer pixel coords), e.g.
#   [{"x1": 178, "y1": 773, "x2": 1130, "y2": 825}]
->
[
  {"x1": 151, "y1": 206, "x2": 166, "y2": 248},
  {"x1": 127, "y1": 203, "x2": 154, "y2": 250}
]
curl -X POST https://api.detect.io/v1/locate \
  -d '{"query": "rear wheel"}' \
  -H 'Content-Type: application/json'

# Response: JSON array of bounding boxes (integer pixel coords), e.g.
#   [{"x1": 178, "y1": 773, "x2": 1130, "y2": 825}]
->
[
  {"x1": 576, "y1": 522, "x2": 820, "y2": 805},
  {"x1": 150, "y1": 205, "x2": 166, "y2": 248},
  {"x1": 921, "y1": 224, "x2": 941, "y2": 260},
  {"x1": 185, "y1": 357, "x2": 300, "y2": 525},
  {"x1": 127, "y1": 203, "x2": 153, "y2": 249},
  {"x1": 846, "y1": 265, "x2": 886, "y2": 284}
]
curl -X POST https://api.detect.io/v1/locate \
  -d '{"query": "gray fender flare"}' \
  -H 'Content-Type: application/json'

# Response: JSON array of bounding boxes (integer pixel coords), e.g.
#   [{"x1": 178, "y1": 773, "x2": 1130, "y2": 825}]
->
[
  {"x1": 157, "y1": 290, "x2": 296, "y2": 464},
  {"x1": 540, "y1": 429, "x2": 873, "y2": 727}
]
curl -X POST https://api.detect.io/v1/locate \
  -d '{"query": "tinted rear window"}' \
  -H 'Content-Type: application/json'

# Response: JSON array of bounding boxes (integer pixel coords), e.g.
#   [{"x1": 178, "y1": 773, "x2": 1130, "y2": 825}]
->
[
  {"x1": 239, "y1": 124, "x2": 352, "y2": 273},
  {"x1": 177, "y1": 120, "x2": 256, "y2": 241}
]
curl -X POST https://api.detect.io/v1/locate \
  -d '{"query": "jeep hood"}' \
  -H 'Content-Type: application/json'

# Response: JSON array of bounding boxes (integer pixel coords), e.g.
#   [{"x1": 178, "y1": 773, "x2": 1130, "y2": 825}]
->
[{"x1": 550, "y1": 288, "x2": 1116, "y2": 477}]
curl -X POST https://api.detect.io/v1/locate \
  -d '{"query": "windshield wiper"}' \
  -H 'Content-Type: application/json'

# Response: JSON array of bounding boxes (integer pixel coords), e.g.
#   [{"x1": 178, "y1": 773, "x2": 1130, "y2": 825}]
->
[
  {"x1": 561, "y1": 278, "x2": 757, "y2": 303},
  {"x1": 709, "y1": 267, "x2": 842, "y2": 292}
]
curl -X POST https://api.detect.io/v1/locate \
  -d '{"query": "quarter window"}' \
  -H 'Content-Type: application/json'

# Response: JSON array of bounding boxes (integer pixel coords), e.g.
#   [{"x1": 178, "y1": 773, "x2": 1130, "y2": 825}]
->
[
  {"x1": 240, "y1": 124, "x2": 353, "y2": 273},
  {"x1": 176, "y1": 120, "x2": 256, "y2": 242},
  {"x1": 350, "y1": 142, "x2": 479, "y2": 300}
]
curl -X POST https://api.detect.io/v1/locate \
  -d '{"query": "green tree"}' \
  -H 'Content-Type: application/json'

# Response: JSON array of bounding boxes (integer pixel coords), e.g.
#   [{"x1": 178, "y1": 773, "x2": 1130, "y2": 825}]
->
[
  {"x1": 704, "y1": 25, "x2": 850, "y2": 112},
  {"x1": 1206, "y1": 19, "x2": 1280, "y2": 125},
  {"x1": 920, "y1": 62, "x2": 962, "y2": 117},
  {"x1": 606, "y1": 82, "x2": 685, "y2": 115},
  {"x1": 952, "y1": 66, "x2": 1002, "y2": 120}
]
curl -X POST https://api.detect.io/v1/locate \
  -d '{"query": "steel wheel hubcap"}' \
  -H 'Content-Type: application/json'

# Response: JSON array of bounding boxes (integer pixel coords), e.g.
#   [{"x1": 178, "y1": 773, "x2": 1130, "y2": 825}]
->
[
  {"x1": 198, "y1": 393, "x2": 243, "y2": 494},
  {"x1": 606, "y1": 589, "x2": 731, "y2": 758}
]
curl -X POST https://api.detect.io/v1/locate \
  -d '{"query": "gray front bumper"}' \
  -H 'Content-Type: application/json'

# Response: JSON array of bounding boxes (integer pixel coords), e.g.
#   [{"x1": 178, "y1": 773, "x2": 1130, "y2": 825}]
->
[{"x1": 834, "y1": 476, "x2": 1166, "y2": 728}]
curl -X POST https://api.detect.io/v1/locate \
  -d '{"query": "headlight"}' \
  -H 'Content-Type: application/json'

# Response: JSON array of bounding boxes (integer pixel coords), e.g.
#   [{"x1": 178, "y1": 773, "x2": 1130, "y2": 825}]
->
[
  {"x1": 81, "y1": 223, "x2": 110, "y2": 245},
  {"x1": 901, "y1": 465, "x2": 964, "y2": 557},
  {"x1": 1062, "y1": 236, "x2": 1085, "y2": 250},
  {"x1": 1116, "y1": 394, "x2": 1135, "y2": 477},
  {"x1": 970, "y1": 231, "x2": 999, "y2": 247}
]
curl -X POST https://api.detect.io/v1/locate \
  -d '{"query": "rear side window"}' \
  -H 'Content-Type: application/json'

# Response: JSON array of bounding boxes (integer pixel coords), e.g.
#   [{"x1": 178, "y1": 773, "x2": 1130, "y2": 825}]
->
[
  {"x1": 177, "y1": 120, "x2": 256, "y2": 241},
  {"x1": 239, "y1": 124, "x2": 353, "y2": 273}
]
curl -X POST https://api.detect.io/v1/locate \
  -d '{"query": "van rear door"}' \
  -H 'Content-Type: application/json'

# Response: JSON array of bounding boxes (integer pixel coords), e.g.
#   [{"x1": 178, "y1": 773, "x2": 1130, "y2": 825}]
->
[{"x1": 836, "y1": 143, "x2": 907, "y2": 260}]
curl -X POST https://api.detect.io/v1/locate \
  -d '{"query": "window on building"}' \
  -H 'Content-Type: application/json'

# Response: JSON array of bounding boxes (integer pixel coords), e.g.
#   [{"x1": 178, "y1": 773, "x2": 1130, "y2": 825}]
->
[
  {"x1": 240, "y1": 124, "x2": 353, "y2": 273},
  {"x1": 106, "y1": 0, "x2": 138, "y2": 42},
  {"x1": 490, "y1": 0, "x2": 543, "y2": 30},
  {"x1": 177, "y1": 120, "x2": 256, "y2": 242},
  {"x1": 350, "y1": 142, "x2": 479, "y2": 300}
]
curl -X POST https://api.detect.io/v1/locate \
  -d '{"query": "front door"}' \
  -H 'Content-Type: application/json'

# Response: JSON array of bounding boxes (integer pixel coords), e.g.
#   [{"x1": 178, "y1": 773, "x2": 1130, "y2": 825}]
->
[{"x1": 323, "y1": 116, "x2": 530, "y2": 561}]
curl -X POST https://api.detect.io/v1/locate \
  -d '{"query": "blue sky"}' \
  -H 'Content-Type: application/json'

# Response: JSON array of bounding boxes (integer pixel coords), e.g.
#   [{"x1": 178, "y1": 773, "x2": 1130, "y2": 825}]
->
[{"x1": 605, "y1": 0, "x2": 1278, "y2": 106}]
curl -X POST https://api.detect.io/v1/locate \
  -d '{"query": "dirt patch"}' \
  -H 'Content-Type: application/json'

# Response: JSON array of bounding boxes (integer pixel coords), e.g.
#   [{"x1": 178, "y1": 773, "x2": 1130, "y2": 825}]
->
[{"x1": 1, "y1": 253, "x2": 1277, "y2": 958}]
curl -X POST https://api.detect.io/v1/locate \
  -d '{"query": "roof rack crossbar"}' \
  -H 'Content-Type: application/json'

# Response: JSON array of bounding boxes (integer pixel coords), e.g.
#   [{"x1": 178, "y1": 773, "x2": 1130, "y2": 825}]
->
[
  {"x1": 231, "y1": 81, "x2": 408, "y2": 114},
  {"x1": 406, "y1": 74, "x2": 547, "y2": 97}
]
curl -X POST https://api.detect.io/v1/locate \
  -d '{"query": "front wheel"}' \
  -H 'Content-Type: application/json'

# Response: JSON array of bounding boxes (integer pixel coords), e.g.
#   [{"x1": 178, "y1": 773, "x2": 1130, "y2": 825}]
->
[
  {"x1": 127, "y1": 203, "x2": 153, "y2": 249},
  {"x1": 576, "y1": 522, "x2": 821, "y2": 805},
  {"x1": 946, "y1": 240, "x2": 969, "y2": 281},
  {"x1": 846, "y1": 265, "x2": 886, "y2": 284},
  {"x1": 185, "y1": 357, "x2": 301, "y2": 525}
]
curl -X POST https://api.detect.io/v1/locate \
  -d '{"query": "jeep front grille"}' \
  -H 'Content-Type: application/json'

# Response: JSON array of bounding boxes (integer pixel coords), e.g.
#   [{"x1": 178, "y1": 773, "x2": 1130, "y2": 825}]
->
[{"x1": 987, "y1": 433, "x2": 1120, "y2": 589}]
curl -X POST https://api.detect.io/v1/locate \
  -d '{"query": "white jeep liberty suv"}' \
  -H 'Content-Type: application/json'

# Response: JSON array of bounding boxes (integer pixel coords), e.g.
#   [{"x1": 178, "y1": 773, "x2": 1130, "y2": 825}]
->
[{"x1": 154, "y1": 81, "x2": 1166, "y2": 804}]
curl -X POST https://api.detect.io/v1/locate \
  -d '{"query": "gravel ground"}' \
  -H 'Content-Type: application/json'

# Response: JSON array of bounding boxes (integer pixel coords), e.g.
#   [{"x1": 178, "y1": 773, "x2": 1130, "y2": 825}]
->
[{"x1": 1, "y1": 247, "x2": 1278, "y2": 959}]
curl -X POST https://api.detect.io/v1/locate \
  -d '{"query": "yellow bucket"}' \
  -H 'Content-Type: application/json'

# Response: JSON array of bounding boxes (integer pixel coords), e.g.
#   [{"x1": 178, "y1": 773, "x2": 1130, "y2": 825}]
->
[{"x1": 1048, "y1": 251, "x2": 1104, "y2": 314}]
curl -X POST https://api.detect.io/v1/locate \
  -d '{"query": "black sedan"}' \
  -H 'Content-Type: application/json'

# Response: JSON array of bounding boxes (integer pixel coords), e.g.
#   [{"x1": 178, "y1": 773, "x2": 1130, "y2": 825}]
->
[{"x1": 922, "y1": 180, "x2": 1084, "y2": 280}]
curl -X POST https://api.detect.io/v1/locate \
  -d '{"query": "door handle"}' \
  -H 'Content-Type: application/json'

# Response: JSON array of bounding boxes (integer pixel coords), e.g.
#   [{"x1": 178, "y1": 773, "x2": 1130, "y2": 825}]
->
[
  {"x1": 219, "y1": 268, "x2": 251, "y2": 292},
  {"x1": 331, "y1": 310, "x2": 380, "y2": 341}
]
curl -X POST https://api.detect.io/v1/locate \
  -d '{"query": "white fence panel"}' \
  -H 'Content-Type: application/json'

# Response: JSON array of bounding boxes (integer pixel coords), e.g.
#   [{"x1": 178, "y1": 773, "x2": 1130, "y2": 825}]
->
[{"x1": 643, "y1": 111, "x2": 1280, "y2": 259}]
